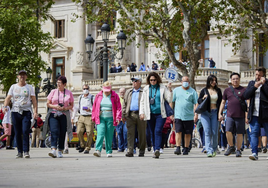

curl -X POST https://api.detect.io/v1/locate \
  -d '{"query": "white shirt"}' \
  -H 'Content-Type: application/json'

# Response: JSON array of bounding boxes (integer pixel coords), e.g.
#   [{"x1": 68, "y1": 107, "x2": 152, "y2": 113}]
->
[
  {"x1": 7, "y1": 84, "x2": 35, "y2": 113},
  {"x1": 253, "y1": 85, "x2": 262, "y2": 116},
  {"x1": 2, "y1": 106, "x2": 11, "y2": 124}
]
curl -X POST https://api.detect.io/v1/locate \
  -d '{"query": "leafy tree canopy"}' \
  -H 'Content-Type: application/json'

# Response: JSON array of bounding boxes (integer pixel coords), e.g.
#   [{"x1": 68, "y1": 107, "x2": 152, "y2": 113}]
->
[
  {"x1": 74, "y1": 0, "x2": 268, "y2": 87},
  {"x1": 0, "y1": 0, "x2": 54, "y2": 92}
]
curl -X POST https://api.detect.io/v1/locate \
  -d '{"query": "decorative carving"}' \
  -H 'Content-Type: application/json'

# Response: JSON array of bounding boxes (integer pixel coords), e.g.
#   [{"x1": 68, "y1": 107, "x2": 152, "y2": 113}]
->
[{"x1": 76, "y1": 52, "x2": 84, "y2": 65}]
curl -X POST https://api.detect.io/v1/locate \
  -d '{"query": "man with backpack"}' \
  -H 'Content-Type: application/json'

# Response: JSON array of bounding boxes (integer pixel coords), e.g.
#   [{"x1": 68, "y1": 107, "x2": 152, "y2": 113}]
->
[{"x1": 72, "y1": 84, "x2": 94, "y2": 154}]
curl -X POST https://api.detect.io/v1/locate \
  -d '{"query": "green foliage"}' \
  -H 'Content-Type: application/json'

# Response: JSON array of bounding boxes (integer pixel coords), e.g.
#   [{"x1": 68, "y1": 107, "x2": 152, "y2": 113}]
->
[
  {"x1": 73, "y1": 0, "x2": 268, "y2": 86},
  {"x1": 0, "y1": 0, "x2": 54, "y2": 92}
]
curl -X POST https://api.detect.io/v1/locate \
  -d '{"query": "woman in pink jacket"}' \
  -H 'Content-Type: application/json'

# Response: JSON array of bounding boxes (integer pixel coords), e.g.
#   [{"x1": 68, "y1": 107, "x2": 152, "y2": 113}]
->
[{"x1": 92, "y1": 81, "x2": 122, "y2": 157}]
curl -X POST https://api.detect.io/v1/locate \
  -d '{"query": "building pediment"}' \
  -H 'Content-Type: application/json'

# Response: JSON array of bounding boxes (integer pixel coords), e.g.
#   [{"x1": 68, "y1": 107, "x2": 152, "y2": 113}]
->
[
  {"x1": 50, "y1": 41, "x2": 73, "y2": 59},
  {"x1": 51, "y1": 41, "x2": 73, "y2": 52}
]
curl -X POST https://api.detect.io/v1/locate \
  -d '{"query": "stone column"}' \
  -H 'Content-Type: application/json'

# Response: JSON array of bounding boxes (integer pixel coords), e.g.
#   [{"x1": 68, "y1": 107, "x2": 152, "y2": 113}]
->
[
  {"x1": 72, "y1": 3, "x2": 93, "y2": 89},
  {"x1": 226, "y1": 40, "x2": 250, "y2": 73}
]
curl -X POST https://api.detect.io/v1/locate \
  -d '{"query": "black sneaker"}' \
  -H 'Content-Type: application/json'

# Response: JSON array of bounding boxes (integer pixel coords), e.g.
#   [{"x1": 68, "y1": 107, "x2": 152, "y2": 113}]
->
[
  {"x1": 174, "y1": 147, "x2": 181, "y2": 155},
  {"x1": 224, "y1": 146, "x2": 235, "y2": 156},
  {"x1": 16, "y1": 153, "x2": 23, "y2": 159},
  {"x1": 84, "y1": 150, "x2": 90, "y2": 154},
  {"x1": 79, "y1": 148, "x2": 85, "y2": 153},
  {"x1": 138, "y1": 153, "x2": 145, "y2": 157},
  {"x1": 147, "y1": 147, "x2": 151, "y2": 152},
  {"x1": 153, "y1": 150, "x2": 160, "y2": 159},
  {"x1": 76, "y1": 146, "x2": 81, "y2": 150},
  {"x1": 125, "y1": 152, "x2": 134, "y2": 157},
  {"x1": 236, "y1": 150, "x2": 242, "y2": 157},
  {"x1": 6, "y1": 146, "x2": 15, "y2": 150},
  {"x1": 263, "y1": 148, "x2": 267, "y2": 153},
  {"x1": 258, "y1": 148, "x2": 262, "y2": 152},
  {"x1": 183, "y1": 147, "x2": 189, "y2": 155}
]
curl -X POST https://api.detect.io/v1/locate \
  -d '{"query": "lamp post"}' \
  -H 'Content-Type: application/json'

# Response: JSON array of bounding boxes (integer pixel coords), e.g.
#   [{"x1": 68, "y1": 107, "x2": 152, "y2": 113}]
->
[
  {"x1": 84, "y1": 23, "x2": 127, "y2": 82},
  {"x1": 42, "y1": 67, "x2": 56, "y2": 96},
  {"x1": 35, "y1": 75, "x2": 42, "y2": 105}
]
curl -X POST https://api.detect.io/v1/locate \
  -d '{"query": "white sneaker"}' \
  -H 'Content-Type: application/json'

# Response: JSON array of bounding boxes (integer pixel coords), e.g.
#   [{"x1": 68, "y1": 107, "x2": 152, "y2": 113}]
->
[
  {"x1": 249, "y1": 153, "x2": 258, "y2": 161},
  {"x1": 107, "y1": 153, "x2": 112, "y2": 158},
  {"x1": 93, "y1": 150, "x2": 101, "y2": 157},
  {"x1": 221, "y1": 147, "x2": 225, "y2": 151},
  {"x1": 160, "y1": 148, "x2": 163, "y2": 154},
  {"x1": 48, "y1": 150, "x2": 57, "y2": 158},
  {"x1": 58, "y1": 151, "x2": 63, "y2": 158}
]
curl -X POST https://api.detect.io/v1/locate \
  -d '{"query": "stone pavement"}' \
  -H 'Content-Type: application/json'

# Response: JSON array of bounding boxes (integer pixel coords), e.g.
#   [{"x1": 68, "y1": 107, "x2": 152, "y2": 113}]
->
[{"x1": 0, "y1": 147, "x2": 268, "y2": 188}]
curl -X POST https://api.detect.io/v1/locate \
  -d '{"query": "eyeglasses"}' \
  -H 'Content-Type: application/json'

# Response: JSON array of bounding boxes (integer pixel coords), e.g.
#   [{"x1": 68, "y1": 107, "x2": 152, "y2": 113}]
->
[
  {"x1": 150, "y1": 79, "x2": 156, "y2": 82},
  {"x1": 83, "y1": 88, "x2": 89, "y2": 90}
]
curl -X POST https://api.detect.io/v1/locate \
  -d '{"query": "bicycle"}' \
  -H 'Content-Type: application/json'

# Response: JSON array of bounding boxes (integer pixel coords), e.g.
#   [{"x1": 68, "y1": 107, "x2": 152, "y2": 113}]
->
[{"x1": 191, "y1": 125, "x2": 202, "y2": 148}]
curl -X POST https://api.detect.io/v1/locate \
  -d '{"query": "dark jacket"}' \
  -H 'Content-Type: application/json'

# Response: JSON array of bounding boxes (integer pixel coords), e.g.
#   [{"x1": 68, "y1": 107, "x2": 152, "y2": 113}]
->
[
  {"x1": 198, "y1": 87, "x2": 222, "y2": 117},
  {"x1": 243, "y1": 79, "x2": 268, "y2": 123}
]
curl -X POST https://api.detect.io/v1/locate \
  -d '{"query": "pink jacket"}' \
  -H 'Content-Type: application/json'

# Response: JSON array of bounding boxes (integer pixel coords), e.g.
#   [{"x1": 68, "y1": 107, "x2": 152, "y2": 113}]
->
[{"x1": 92, "y1": 90, "x2": 122, "y2": 126}]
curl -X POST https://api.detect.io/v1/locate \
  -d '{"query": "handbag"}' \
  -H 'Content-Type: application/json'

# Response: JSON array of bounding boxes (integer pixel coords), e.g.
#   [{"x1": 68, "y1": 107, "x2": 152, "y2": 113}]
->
[
  {"x1": 164, "y1": 100, "x2": 174, "y2": 117},
  {"x1": 229, "y1": 86, "x2": 247, "y2": 112},
  {"x1": 195, "y1": 89, "x2": 209, "y2": 114},
  {"x1": 169, "y1": 130, "x2": 176, "y2": 145}
]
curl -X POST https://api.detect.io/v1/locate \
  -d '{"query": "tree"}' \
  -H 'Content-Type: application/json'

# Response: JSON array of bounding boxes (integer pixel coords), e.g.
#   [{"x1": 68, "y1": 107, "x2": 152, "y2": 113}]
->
[
  {"x1": 220, "y1": 0, "x2": 268, "y2": 53},
  {"x1": 74, "y1": 0, "x2": 267, "y2": 88},
  {"x1": 0, "y1": 0, "x2": 54, "y2": 92}
]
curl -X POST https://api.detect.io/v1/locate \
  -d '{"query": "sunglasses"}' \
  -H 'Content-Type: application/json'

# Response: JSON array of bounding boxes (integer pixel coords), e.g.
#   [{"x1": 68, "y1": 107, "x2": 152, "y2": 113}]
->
[
  {"x1": 150, "y1": 79, "x2": 156, "y2": 82},
  {"x1": 132, "y1": 80, "x2": 139, "y2": 83},
  {"x1": 83, "y1": 88, "x2": 89, "y2": 90}
]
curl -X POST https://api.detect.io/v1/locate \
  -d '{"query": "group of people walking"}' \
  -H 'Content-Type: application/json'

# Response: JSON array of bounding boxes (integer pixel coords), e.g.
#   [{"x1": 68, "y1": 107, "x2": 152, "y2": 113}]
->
[{"x1": 2, "y1": 67, "x2": 268, "y2": 161}]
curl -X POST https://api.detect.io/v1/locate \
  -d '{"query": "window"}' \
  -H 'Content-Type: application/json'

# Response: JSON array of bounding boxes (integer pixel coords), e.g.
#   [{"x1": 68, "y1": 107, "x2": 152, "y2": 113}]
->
[
  {"x1": 53, "y1": 57, "x2": 65, "y2": 83},
  {"x1": 55, "y1": 20, "x2": 65, "y2": 38},
  {"x1": 204, "y1": 40, "x2": 210, "y2": 67},
  {"x1": 265, "y1": 0, "x2": 268, "y2": 13}
]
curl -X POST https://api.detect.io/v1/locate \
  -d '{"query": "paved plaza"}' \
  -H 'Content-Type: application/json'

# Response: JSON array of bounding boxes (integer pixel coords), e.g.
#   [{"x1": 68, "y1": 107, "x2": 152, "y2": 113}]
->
[{"x1": 0, "y1": 147, "x2": 268, "y2": 188}]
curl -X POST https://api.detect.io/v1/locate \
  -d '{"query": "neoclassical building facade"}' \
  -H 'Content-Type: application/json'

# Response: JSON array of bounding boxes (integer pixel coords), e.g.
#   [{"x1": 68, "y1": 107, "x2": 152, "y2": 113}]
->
[{"x1": 0, "y1": 0, "x2": 267, "y2": 116}]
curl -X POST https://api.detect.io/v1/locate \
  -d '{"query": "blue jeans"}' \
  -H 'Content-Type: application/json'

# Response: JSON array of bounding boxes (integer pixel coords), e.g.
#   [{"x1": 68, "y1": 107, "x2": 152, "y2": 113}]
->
[
  {"x1": 49, "y1": 113, "x2": 67, "y2": 150},
  {"x1": 147, "y1": 114, "x2": 166, "y2": 151},
  {"x1": 116, "y1": 121, "x2": 127, "y2": 150},
  {"x1": 200, "y1": 109, "x2": 219, "y2": 154},
  {"x1": 11, "y1": 111, "x2": 32, "y2": 153},
  {"x1": 249, "y1": 116, "x2": 268, "y2": 154},
  {"x1": 146, "y1": 123, "x2": 152, "y2": 148},
  {"x1": 220, "y1": 125, "x2": 227, "y2": 148}
]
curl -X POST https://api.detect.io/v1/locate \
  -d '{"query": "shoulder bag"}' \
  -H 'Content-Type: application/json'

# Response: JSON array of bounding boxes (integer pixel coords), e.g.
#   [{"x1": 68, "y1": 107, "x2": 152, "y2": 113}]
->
[
  {"x1": 229, "y1": 86, "x2": 247, "y2": 112},
  {"x1": 195, "y1": 88, "x2": 209, "y2": 114}
]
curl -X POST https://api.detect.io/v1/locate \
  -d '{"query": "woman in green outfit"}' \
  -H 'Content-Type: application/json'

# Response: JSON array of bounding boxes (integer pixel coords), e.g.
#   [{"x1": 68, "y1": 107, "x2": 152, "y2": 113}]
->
[{"x1": 92, "y1": 81, "x2": 122, "y2": 157}]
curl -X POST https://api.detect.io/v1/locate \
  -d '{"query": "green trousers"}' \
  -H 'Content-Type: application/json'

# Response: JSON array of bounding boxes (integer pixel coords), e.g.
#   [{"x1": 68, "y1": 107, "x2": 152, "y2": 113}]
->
[{"x1": 95, "y1": 116, "x2": 114, "y2": 154}]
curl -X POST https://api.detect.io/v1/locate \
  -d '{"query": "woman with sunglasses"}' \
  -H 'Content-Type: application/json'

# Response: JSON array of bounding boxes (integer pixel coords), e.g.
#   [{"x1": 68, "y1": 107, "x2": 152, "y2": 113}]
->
[{"x1": 140, "y1": 72, "x2": 173, "y2": 158}]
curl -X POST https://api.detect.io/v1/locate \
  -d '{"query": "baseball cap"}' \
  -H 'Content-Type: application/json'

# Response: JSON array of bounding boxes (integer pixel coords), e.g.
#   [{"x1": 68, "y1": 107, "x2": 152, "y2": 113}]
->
[
  {"x1": 18, "y1": 70, "x2": 27, "y2": 75},
  {"x1": 131, "y1": 77, "x2": 142, "y2": 82}
]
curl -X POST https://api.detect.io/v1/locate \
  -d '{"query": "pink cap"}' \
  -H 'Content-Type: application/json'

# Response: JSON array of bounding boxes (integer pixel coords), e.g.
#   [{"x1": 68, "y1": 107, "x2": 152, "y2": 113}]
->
[{"x1": 102, "y1": 86, "x2": 111, "y2": 92}]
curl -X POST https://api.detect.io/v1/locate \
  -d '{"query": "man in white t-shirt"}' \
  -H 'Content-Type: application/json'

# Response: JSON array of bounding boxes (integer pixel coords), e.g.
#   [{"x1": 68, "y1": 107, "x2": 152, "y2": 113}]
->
[
  {"x1": 3, "y1": 70, "x2": 38, "y2": 159},
  {"x1": 244, "y1": 67, "x2": 268, "y2": 160}
]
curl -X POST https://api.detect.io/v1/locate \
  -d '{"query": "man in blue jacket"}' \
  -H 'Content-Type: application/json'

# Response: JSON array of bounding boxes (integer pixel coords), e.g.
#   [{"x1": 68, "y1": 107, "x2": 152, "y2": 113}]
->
[
  {"x1": 243, "y1": 67, "x2": 268, "y2": 160},
  {"x1": 138, "y1": 62, "x2": 146, "y2": 71}
]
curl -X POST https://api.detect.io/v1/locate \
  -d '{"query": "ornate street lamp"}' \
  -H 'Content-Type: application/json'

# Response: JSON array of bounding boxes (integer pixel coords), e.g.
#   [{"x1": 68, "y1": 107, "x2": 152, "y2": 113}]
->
[
  {"x1": 85, "y1": 23, "x2": 127, "y2": 82},
  {"x1": 84, "y1": 34, "x2": 95, "y2": 59},
  {"x1": 43, "y1": 67, "x2": 55, "y2": 96},
  {"x1": 46, "y1": 67, "x2": 52, "y2": 81}
]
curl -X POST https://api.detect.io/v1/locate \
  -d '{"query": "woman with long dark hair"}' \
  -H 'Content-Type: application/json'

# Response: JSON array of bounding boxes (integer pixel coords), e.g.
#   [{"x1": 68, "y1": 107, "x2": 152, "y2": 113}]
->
[
  {"x1": 198, "y1": 75, "x2": 222, "y2": 157},
  {"x1": 140, "y1": 72, "x2": 173, "y2": 159}
]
